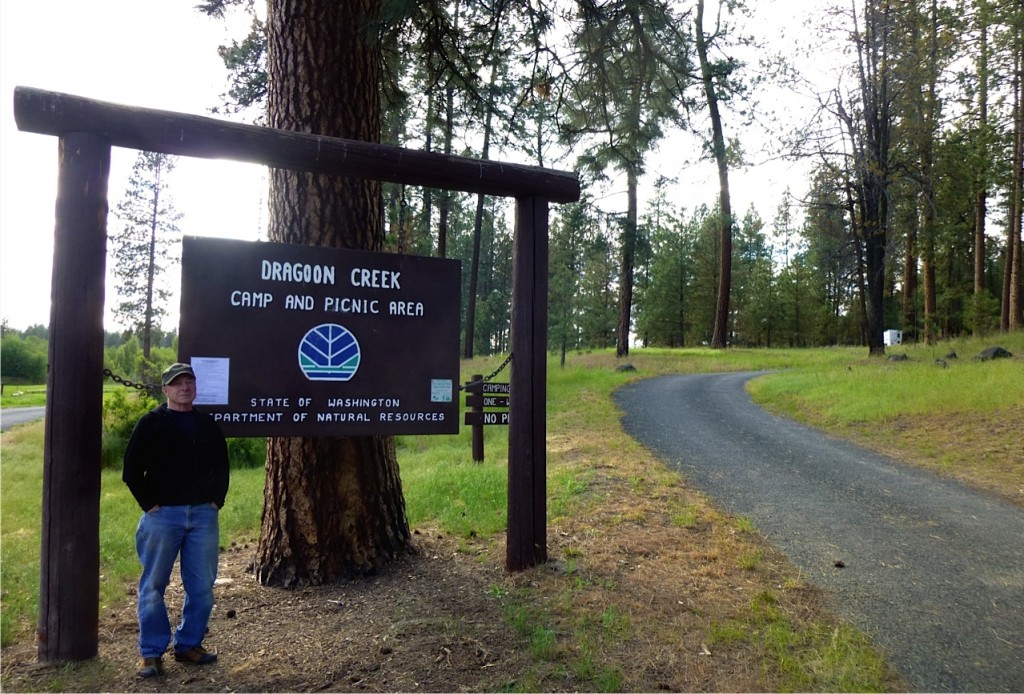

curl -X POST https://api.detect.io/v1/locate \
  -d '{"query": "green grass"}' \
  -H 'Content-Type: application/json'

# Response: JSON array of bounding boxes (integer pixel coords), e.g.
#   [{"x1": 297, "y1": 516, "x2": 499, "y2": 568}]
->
[
  {"x1": 0, "y1": 425, "x2": 44, "y2": 647},
  {"x1": 754, "y1": 592, "x2": 890, "y2": 692},
  {"x1": 1, "y1": 384, "x2": 48, "y2": 409},
  {"x1": 396, "y1": 366, "x2": 511, "y2": 538},
  {"x1": 1, "y1": 383, "x2": 128, "y2": 410},
  {"x1": 747, "y1": 334, "x2": 1024, "y2": 426},
  {"x1": 706, "y1": 589, "x2": 891, "y2": 692}
]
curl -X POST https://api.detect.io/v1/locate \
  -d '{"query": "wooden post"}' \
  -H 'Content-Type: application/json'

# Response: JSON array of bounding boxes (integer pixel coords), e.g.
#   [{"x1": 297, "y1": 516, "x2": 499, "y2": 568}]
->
[
  {"x1": 469, "y1": 374, "x2": 484, "y2": 462},
  {"x1": 507, "y1": 197, "x2": 549, "y2": 571},
  {"x1": 38, "y1": 132, "x2": 110, "y2": 661}
]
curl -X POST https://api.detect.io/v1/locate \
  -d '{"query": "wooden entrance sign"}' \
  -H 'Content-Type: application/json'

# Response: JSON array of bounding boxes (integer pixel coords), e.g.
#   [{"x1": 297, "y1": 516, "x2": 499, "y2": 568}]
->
[{"x1": 13, "y1": 86, "x2": 579, "y2": 661}]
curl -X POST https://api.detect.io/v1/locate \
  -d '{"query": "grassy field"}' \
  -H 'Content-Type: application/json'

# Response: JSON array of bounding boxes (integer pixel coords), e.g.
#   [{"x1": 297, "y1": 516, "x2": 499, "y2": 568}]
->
[
  {"x1": 746, "y1": 334, "x2": 1024, "y2": 504},
  {"x1": 1, "y1": 383, "x2": 124, "y2": 410},
  {"x1": 2, "y1": 336, "x2": 1020, "y2": 690},
  {"x1": 0, "y1": 386, "x2": 48, "y2": 409}
]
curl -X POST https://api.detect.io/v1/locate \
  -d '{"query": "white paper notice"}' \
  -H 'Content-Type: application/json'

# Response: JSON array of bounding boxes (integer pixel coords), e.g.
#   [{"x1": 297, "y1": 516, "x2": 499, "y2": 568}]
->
[{"x1": 191, "y1": 357, "x2": 230, "y2": 405}]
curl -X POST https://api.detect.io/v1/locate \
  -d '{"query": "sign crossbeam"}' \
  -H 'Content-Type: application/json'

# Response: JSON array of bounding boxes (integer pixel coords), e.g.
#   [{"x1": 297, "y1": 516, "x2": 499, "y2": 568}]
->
[{"x1": 14, "y1": 87, "x2": 580, "y2": 203}]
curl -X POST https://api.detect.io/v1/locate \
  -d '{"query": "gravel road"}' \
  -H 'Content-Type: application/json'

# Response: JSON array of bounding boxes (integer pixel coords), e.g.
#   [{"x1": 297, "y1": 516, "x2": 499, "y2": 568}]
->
[
  {"x1": 0, "y1": 406, "x2": 45, "y2": 432},
  {"x1": 616, "y1": 371, "x2": 1024, "y2": 692}
]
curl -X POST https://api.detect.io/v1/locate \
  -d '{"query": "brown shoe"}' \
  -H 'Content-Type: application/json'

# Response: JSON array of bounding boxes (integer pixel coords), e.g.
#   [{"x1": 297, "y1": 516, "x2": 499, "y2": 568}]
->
[
  {"x1": 174, "y1": 645, "x2": 217, "y2": 665},
  {"x1": 137, "y1": 656, "x2": 163, "y2": 678}
]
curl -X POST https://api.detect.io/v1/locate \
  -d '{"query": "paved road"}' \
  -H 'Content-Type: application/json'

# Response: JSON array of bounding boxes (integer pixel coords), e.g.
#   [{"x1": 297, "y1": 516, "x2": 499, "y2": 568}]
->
[
  {"x1": 0, "y1": 406, "x2": 45, "y2": 432},
  {"x1": 616, "y1": 372, "x2": 1024, "y2": 692}
]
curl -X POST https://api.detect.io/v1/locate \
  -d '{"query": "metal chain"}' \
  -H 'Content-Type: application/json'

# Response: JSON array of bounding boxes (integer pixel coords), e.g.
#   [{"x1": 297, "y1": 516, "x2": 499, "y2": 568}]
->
[
  {"x1": 103, "y1": 368, "x2": 161, "y2": 394},
  {"x1": 459, "y1": 352, "x2": 512, "y2": 391},
  {"x1": 483, "y1": 352, "x2": 513, "y2": 381}
]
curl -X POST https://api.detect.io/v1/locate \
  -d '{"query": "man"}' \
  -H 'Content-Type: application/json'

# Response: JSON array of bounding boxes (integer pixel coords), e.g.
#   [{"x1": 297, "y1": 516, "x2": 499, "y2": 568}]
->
[{"x1": 123, "y1": 362, "x2": 230, "y2": 679}]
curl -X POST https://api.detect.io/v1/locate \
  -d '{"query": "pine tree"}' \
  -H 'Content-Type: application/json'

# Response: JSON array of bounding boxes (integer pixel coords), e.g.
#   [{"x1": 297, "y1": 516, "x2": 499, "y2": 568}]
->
[
  {"x1": 561, "y1": 0, "x2": 693, "y2": 357},
  {"x1": 110, "y1": 151, "x2": 181, "y2": 373}
]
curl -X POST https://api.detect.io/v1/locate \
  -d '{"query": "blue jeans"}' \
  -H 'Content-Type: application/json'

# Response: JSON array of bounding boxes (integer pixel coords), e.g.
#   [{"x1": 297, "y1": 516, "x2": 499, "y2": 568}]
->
[{"x1": 135, "y1": 504, "x2": 219, "y2": 658}]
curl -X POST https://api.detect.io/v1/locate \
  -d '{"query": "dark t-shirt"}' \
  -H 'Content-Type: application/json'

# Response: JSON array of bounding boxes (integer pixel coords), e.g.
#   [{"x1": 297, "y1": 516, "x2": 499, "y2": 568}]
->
[{"x1": 167, "y1": 407, "x2": 200, "y2": 440}]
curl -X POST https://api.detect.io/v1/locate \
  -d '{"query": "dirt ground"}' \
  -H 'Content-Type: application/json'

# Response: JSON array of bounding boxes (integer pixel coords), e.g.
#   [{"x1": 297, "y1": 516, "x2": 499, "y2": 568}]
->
[
  {"x1": 2, "y1": 530, "x2": 537, "y2": 692},
  {"x1": 2, "y1": 509, "x2": 891, "y2": 693}
]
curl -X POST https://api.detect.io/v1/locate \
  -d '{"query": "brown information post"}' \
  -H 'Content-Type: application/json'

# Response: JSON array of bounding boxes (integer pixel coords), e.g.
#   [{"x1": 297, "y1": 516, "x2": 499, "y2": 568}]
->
[
  {"x1": 463, "y1": 375, "x2": 510, "y2": 461},
  {"x1": 13, "y1": 86, "x2": 579, "y2": 661}
]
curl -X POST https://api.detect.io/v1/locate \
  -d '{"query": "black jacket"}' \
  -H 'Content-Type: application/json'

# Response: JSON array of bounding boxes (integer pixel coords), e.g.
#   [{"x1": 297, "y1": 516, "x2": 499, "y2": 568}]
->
[{"x1": 122, "y1": 404, "x2": 230, "y2": 512}]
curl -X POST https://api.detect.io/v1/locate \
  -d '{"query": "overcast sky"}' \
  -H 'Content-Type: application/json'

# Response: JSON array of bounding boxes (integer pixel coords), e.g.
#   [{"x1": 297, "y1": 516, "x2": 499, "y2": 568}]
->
[
  {"x1": 0, "y1": 0, "x2": 829, "y2": 333},
  {"x1": 0, "y1": 0, "x2": 266, "y2": 331}
]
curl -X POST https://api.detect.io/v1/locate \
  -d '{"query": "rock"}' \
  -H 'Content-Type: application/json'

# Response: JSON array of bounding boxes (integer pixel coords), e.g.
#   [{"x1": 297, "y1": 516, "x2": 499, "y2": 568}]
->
[
  {"x1": 616, "y1": 363, "x2": 636, "y2": 372},
  {"x1": 888, "y1": 354, "x2": 908, "y2": 362},
  {"x1": 976, "y1": 346, "x2": 1013, "y2": 361}
]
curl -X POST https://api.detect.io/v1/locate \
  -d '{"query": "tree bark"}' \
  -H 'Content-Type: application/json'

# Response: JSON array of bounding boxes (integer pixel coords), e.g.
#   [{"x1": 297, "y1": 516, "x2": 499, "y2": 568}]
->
[
  {"x1": 464, "y1": 59, "x2": 499, "y2": 359},
  {"x1": 902, "y1": 213, "x2": 918, "y2": 341},
  {"x1": 257, "y1": 0, "x2": 411, "y2": 586},
  {"x1": 257, "y1": 436, "x2": 408, "y2": 586},
  {"x1": 852, "y1": 0, "x2": 893, "y2": 355},
  {"x1": 615, "y1": 168, "x2": 639, "y2": 357},
  {"x1": 921, "y1": 0, "x2": 940, "y2": 344},
  {"x1": 974, "y1": 12, "x2": 989, "y2": 297},
  {"x1": 1005, "y1": 12, "x2": 1023, "y2": 331},
  {"x1": 698, "y1": 0, "x2": 734, "y2": 350}
]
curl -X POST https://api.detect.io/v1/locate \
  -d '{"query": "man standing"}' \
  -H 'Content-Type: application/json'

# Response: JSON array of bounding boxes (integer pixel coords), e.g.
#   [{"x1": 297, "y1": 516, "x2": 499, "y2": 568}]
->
[{"x1": 123, "y1": 362, "x2": 230, "y2": 679}]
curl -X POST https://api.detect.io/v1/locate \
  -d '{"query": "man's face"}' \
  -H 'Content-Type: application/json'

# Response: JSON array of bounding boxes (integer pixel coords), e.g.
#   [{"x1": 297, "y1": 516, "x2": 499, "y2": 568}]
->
[{"x1": 163, "y1": 374, "x2": 196, "y2": 410}]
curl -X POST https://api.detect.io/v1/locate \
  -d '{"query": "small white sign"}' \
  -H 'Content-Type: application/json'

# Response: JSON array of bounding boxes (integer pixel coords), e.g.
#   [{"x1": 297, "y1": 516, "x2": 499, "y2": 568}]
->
[
  {"x1": 883, "y1": 329, "x2": 902, "y2": 346},
  {"x1": 191, "y1": 356, "x2": 230, "y2": 405},
  {"x1": 430, "y1": 379, "x2": 453, "y2": 403}
]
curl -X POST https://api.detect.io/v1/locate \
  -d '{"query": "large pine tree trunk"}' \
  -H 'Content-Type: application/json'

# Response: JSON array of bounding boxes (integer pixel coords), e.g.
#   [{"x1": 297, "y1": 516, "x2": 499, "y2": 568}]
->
[
  {"x1": 464, "y1": 60, "x2": 499, "y2": 360},
  {"x1": 615, "y1": 168, "x2": 639, "y2": 357},
  {"x1": 974, "y1": 17, "x2": 989, "y2": 296},
  {"x1": 256, "y1": 0, "x2": 411, "y2": 587},
  {"x1": 257, "y1": 437, "x2": 408, "y2": 586},
  {"x1": 697, "y1": 0, "x2": 733, "y2": 350},
  {"x1": 922, "y1": 195, "x2": 939, "y2": 343},
  {"x1": 921, "y1": 0, "x2": 940, "y2": 344},
  {"x1": 854, "y1": 0, "x2": 892, "y2": 356},
  {"x1": 902, "y1": 216, "x2": 918, "y2": 341},
  {"x1": 863, "y1": 213, "x2": 887, "y2": 355},
  {"x1": 1005, "y1": 16, "x2": 1023, "y2": 331}
]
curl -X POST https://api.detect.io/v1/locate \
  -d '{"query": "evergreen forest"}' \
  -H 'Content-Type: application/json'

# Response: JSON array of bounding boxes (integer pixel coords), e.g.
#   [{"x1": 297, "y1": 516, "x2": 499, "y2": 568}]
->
[
  {"x1": 247, "y1": 0, "x2": 1018, "y2": 357},
  {"x1": 9, "y1": 0, "x2": 1022, "y2": 368}
]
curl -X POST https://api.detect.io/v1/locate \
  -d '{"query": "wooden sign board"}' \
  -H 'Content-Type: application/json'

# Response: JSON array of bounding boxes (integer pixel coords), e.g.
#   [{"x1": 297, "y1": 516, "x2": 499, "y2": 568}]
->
[
  {"x1": 464, "y1": 410, "x2": 510, "y2": 426},
  {"x1": 465, "y1": 394, "x2": 509, "y2": 408},
  {"x1": 464, "y1": 380, "x2": 510, "y2": 394},
  {"x1": 178, "y1": 236, "x2": 461, "y2": 436}
]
